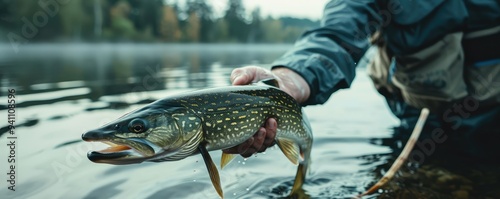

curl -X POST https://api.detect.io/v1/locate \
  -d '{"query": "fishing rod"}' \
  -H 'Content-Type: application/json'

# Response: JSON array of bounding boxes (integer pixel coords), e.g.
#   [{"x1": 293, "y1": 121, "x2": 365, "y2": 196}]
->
[{"x1": 358, "y1": 108, "x2": 430, "y2": 197}]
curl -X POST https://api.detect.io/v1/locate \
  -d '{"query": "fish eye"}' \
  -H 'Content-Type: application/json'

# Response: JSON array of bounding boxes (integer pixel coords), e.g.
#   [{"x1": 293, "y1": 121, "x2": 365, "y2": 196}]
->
[
  {"x1": 114, "y1": 124, "x2": 121, "y2": 130},
  {"x1": 128, "y1": 119, "x2": 148, "y2": 133}
]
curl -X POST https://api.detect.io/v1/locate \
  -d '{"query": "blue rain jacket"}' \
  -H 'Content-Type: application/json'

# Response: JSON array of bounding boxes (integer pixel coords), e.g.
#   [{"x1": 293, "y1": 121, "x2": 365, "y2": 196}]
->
[{"x1": 272, "y1": 0, "x2": 500, "y2": 106}]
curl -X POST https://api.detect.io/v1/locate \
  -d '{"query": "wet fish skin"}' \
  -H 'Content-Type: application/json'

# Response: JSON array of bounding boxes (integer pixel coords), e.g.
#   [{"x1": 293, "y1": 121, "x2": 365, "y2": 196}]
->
[
  {"x1": 163, "y1": 85, "x2": 310, "y2": 152},
  {"x1": 82, "y1": 84, "x2": 313, "y2": 198}
]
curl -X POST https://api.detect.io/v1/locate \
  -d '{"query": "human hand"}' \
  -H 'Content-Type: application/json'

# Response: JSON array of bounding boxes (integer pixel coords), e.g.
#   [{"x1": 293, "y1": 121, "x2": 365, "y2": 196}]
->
[
  {"x1": 230, "y1": 66, "x2": 310, "y2": 103},
  {"x1": 222, "y1": 118, "x2": 277, "y2": 158},
  {"x1": 223, "y1": 66, "x2": 310, "y2": 157}
]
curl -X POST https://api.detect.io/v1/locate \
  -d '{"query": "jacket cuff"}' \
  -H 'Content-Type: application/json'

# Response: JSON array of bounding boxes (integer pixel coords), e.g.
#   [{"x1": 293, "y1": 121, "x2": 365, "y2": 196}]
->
[{"x1": 272, "y1": 53, "x2": 350, "y2": 106}]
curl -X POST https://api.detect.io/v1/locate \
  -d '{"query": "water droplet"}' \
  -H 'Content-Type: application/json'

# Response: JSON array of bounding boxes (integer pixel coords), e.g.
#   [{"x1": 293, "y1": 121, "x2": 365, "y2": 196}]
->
[
  {"x1": 246, "y1": 187, "x2": 250, "y2": 191},
  {"x1": 233, "y1": 193, "x2": 237, "y2": 196},
  {"x1": 242, "y1": 162, "x2": 246, "y2": 165},
  {"x1": 238, "y1": 161, "x2": 241, "y2": 164},
  {"x1": 378, "y1": 189, "x2": 383, "y2": 193},
  {"x1": 243, "y1": 158, "x2": 248, "y2": 161},
  {"x1": 193, "y1": 179, "x2": 196, "y2": 182},
  {"x1": 262, "y1": 152, "x2": 266, "y2": 155}
]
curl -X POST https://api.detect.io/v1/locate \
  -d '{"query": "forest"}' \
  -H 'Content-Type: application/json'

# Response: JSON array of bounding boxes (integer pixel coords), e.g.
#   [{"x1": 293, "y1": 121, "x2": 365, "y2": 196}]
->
[{"x1": 0, "y1": 0, "x2": 320, "y2": 43}]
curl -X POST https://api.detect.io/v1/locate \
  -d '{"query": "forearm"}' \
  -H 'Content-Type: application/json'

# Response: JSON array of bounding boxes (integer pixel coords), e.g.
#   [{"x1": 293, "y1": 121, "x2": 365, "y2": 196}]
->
[{"x1": 272, "y1": 0, "x2": 380, "y2": 105}]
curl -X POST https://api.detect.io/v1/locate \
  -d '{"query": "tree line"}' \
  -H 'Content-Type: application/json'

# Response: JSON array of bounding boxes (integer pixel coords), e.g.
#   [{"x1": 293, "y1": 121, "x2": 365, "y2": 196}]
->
[{"x1": 0, "y1": 0, "x2": 320, "y2": 43}]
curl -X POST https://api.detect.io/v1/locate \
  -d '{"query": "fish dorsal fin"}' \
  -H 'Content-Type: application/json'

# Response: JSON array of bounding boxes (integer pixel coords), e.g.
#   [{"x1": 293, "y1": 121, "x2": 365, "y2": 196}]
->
[
  {"x1": 198, "y1": 145, "x2": 223, "y2": 198},
  {"x1": 220, "y1": 152, "x2": 237, "y2": 169},
  {"x1": 258, "y1": 78, "x2": 280, "y2": 88},
  {"x1": 276, "y1": 138, "x2": 301, "y2": 165}
]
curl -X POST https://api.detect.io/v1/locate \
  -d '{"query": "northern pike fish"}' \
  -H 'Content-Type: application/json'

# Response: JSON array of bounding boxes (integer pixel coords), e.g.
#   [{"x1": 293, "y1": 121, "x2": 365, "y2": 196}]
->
[{"x1": 81, "y1": 80, "x2": 313, "y2": 198}]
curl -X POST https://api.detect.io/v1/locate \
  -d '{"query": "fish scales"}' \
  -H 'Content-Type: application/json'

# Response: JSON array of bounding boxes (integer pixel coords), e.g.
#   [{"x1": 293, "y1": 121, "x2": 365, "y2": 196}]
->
[
  {"x1": 82, "y1": 84, "x2": 313, "y2": 198},
  {"x1": 170, "y1": 86, "x2": 309, "y2": 150}
]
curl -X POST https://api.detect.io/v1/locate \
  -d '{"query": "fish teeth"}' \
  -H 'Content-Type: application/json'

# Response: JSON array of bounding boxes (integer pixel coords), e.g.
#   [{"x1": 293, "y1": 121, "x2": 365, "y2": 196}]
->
[{"x1": 102, "y1": 141, "x2": 119, "y2": 146}]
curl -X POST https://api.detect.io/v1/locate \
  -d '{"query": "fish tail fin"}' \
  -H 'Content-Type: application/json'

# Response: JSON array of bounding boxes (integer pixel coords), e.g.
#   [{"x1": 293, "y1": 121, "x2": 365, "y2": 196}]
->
[
  {"x1": 289, "y1": 145, "x2": 311, "y2": 198},
  {"x1": 289, "y1": 163, "x2": 308, "y2": 197}
]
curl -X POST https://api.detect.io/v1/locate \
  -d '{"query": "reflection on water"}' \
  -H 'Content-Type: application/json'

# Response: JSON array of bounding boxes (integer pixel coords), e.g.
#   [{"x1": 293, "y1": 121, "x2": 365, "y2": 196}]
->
[
  {"x1": 1, "y1": 44, "x2": 290, "y2": 101},
  {"x1": 0, "y1": 44, "x2": 498, "y2": 199},
  {"x1": 0, "y1": 44, "x2": 289, "y2": 138}
]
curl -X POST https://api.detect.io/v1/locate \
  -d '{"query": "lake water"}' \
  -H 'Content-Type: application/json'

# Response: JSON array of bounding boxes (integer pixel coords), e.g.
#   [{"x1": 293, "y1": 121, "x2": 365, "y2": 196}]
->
[{"x1": 0, "y1": 44, "x2": 498, "y2": 199}]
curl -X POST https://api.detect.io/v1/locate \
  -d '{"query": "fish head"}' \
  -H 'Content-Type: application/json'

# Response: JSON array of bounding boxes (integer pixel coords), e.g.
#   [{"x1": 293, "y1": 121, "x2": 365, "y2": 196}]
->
[{"x1": 81, "y1": 106, "x2": 192, "y2": 165}]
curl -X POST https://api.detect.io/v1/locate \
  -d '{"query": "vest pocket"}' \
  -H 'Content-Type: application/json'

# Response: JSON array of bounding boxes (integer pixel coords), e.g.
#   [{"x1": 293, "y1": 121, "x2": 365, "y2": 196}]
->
[{"x1": 391, "y1": 32, "x2": 468, "y2": 112}]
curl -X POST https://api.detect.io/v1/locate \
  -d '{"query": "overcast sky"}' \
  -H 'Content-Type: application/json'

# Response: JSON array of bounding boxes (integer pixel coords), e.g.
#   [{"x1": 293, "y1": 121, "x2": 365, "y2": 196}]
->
[
  {"x1": 237, "y1": 0, "x2": 328, "y2": 19},
  {"x1": 177, "y1": 0, "x2": 330, "y2": 19}
]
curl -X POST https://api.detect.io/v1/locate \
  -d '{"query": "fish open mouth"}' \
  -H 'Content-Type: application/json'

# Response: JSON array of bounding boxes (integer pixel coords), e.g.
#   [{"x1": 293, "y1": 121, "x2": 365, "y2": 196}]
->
[
  {"x1": 87, "y1": 141, "x2": 138, "y2": 163},
  {"x1": 82, "y1": 129, "x2": 164, "y2": 164},
  {"x1": 87, "y1": 140, "x2": 165, "y2": 164},
  {"x1": 98, "y1": 142, "x2": 132, "y2": 153}
]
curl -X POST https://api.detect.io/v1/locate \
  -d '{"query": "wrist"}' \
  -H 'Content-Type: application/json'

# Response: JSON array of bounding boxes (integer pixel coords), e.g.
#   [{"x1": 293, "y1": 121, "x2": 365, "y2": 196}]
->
[{"x1": 271, "y1": 67, "x2": 310, "y2": 104}]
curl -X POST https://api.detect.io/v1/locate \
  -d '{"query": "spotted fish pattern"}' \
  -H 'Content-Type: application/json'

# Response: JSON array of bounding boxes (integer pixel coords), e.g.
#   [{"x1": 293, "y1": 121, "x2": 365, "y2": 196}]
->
[
  {"x1": 83, "y1": 84, "x2": 313, "y2": 198},
  {"x1": 166, "y1": 85, "x2": 310, "y2": 151}
]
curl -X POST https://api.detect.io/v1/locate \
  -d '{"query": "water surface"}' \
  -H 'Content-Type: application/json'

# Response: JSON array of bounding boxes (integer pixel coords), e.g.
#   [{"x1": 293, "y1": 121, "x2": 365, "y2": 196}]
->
[{"x1": 0, "y1": 44, "x2": 497, "y2": 199}]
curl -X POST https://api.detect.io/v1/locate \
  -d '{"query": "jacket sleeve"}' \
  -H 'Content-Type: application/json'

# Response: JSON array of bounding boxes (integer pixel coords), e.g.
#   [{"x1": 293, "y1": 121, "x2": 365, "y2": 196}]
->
[{"x1": 272, "y1": 0, "x2": 382, "y2": 105}]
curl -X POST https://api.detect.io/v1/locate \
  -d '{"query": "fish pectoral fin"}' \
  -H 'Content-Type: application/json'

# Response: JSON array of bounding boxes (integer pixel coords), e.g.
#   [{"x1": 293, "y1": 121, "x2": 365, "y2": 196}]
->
[
  {"x1": 198, "y1": 145, "x2": 223, "y2": 198},
  {"x1": 276, "y1": 138, "x2": 301, "y2": 165},
  {"x1": 220, "y1": 152, "x2": 237, "y2": 169}
]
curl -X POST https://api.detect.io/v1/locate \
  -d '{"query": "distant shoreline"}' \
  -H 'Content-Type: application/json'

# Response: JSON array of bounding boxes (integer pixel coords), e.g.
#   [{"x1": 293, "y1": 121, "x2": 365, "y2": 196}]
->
[{"x1": 0, "y1": 43, "x2": 295, "y2": 58}]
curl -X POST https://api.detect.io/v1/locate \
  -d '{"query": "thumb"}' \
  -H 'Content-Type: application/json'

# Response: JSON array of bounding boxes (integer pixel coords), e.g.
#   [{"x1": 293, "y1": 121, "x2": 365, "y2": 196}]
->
[{"x1": 231, "y1": 66, "x2": 258, "y2": 85}]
